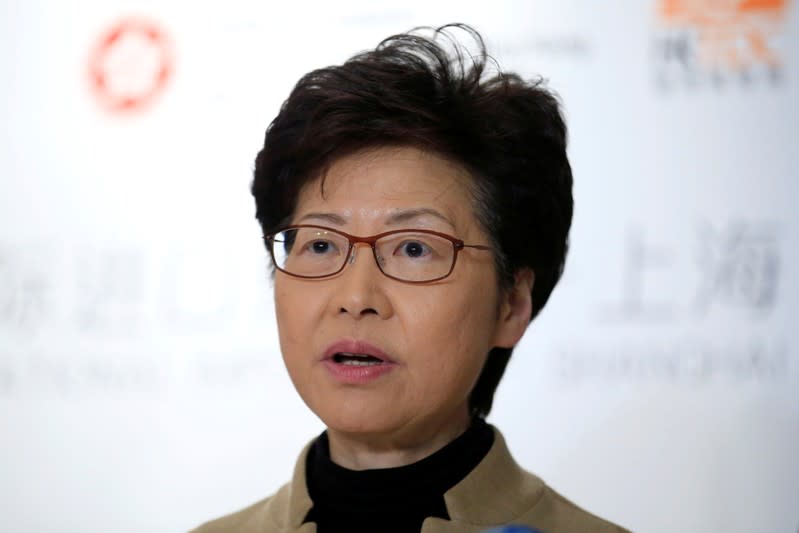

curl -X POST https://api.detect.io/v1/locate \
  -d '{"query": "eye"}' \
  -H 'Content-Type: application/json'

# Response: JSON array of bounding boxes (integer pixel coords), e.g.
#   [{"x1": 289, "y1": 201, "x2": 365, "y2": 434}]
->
[
  {"x1": 306, "y1": 239, "x2": 336, "y2": 254},
  {"x1": 396, "y1": 240, "x2": 431, "y2": 258}
]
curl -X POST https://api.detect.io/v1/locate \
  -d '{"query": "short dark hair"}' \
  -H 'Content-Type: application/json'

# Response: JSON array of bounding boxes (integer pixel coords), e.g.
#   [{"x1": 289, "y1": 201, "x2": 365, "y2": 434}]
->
[{"x1": 252, "y1": 24, "x2": 573, "y2": 418}]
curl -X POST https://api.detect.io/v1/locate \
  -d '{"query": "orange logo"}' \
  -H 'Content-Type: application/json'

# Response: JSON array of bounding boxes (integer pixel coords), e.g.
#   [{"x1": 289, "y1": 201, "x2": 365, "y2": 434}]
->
[
  {"x1": 654, "y1": 0, "x2": 790, "y2": 87},
  {"x1": 89, "y1": 17, "x2": 174, "y2": 112}
]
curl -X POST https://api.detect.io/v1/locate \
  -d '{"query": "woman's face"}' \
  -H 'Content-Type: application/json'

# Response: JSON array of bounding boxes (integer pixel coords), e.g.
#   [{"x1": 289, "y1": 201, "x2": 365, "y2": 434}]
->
[{"x1": 274, "y1": 146, "x2": 528, "y2": 447}]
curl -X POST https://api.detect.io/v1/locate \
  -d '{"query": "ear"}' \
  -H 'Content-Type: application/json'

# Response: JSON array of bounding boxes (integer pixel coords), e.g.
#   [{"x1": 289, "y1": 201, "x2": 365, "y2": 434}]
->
[{"x1": 492, "y1": 269, "x2": 534, "y2": 348}]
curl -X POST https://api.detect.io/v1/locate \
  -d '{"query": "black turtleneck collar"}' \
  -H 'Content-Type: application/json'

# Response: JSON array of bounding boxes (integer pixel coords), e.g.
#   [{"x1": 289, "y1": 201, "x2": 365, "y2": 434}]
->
[{"x1": 303, "y1": 417, "x2": 494, "y2": 533}]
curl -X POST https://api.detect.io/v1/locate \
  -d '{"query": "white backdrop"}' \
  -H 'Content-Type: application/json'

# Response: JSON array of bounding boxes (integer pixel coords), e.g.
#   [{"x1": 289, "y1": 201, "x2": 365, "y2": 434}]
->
[{"x1": 1, "y1": 1, "x2": 797, "y2": 532}]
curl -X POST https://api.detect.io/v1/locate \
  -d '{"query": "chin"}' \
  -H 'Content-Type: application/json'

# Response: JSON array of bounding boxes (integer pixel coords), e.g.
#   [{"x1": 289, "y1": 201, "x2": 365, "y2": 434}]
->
[{"x1": 312, "y1": 398, "x2": 407, "y2": 437}]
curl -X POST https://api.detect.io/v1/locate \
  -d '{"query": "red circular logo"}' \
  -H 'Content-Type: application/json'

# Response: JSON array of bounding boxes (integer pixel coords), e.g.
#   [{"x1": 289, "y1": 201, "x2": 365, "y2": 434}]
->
[{"x1": 89, "y1": 18, "x2": 174, "y2": 112}]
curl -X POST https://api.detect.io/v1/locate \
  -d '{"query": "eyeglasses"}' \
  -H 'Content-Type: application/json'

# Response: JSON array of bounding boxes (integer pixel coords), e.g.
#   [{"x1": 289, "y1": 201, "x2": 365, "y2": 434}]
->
[{"x1": 264, "y1": 224, "x2": 492, "y2": 283}]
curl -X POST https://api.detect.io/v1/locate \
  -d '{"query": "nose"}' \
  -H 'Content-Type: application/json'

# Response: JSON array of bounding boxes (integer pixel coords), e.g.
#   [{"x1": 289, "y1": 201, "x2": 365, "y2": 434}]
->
[{"x1": 333, "y1": 243, "x2": 393, "y2": 319}]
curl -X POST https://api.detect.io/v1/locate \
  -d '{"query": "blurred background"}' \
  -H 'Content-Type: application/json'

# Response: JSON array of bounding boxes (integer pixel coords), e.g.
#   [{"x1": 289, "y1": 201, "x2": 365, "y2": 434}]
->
[{"x1": 1, "y1": 1, "x2": 797, "y2": 532}]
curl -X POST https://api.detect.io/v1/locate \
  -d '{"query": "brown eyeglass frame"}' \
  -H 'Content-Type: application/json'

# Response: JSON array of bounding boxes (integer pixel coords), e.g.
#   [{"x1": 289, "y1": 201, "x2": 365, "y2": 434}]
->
[{"x1": 264, "y1": 224, "x2": 492, "y2": 284}]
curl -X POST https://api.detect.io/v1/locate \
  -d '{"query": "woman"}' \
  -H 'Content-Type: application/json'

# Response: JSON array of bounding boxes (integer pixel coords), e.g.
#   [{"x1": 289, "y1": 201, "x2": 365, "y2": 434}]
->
[{"x1": 192, "y1": 24, "x2": 630, "y2": 533}]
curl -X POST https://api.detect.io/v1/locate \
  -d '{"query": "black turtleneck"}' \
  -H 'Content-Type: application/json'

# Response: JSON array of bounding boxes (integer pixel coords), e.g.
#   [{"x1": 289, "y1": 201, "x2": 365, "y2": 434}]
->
[{"x1": 303, "y1": 418, "x2": 494, "y2": 533}]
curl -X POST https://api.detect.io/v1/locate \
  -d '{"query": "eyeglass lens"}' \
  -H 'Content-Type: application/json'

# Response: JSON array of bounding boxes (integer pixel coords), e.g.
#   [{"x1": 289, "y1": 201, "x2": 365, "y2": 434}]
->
[{"x1": 270, "y1": 227, "x2": 456, "y2": 282}]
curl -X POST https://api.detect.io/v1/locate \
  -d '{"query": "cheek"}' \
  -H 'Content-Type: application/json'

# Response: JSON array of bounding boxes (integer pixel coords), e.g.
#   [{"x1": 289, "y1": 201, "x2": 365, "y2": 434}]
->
[
  {"x1": 405, "y1": 283, "x2": 498, "y2": 338},
  {"x1": 398, "y1": 284, "x2": 499, "y2": 378},
  {"x1": 274, "y1": 280, "x2": 320, "y2": 353},
  {"x1": 273, "y1": 282, "x2": 292, "y2": 334}
]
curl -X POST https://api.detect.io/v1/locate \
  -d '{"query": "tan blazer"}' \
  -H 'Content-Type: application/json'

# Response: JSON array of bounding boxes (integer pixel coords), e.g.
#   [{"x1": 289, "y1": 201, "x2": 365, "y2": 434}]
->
[{"x1": 190, "y1": 427, "x2": 631, "y2": 533}]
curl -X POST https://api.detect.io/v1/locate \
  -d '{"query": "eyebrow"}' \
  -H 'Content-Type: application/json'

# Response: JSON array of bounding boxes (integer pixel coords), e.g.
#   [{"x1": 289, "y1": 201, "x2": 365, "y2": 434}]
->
[
  {"x1": 384, "y1": 207, "x2": 455, "y2": 229},
  {"x1": 296, "y1": 212, "x2": 348, "y2": 225},
  {"x1": 295, "y1": 208, "x2": 455, "y2": 230}
]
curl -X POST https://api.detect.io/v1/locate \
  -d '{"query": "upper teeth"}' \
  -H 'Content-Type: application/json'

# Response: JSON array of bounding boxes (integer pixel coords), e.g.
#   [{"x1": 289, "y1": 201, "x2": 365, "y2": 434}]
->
[
  {"x1": 336, "y1": 352, "x2": 381, "y2": 365},
  {"x1": 342, "y1": 359, "x2": 380, "y2": 366}
]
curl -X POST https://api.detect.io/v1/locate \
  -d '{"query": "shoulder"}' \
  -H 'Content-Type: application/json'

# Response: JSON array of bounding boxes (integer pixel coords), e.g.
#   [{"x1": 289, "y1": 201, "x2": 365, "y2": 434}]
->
[
  {"x1": 187, "y1": 483, "x2": 290, "y2": 533},
  {"x1": 524, "y1": 480, "x2": 632, "y2": 533},
  {"x1": 445, "y1": 426, "x2": 632, "y2": 532},
  {"x1": 188, "y1": 440, "x2": 317, "y2": 532}
]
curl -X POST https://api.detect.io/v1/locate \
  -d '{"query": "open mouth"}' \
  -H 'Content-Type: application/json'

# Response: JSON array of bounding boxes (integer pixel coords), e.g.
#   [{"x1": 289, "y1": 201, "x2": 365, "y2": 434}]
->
[{"x1": 332, "y1": 352, "x2": 385, "y2": 366}]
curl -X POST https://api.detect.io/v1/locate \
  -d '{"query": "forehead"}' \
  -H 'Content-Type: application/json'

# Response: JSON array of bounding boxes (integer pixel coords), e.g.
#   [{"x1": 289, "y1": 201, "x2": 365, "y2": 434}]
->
[{"x1": 295, "y1": 147, "x2": 477, "y2": 219}]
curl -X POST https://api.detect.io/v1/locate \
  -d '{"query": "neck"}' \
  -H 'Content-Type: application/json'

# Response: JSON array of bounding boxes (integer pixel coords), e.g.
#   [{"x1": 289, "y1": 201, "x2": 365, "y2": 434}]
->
[{"x1": 326, "y1": 408, "x2": 472, "y2": 470}]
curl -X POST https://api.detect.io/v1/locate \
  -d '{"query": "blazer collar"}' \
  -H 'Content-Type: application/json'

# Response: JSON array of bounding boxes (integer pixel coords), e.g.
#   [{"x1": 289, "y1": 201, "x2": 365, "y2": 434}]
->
[
  {"x1": 279, "y1": 439, "x2": 315, "y2": 529},
  {"x1": 442, "y1": 428, "x2": 545, "y2": 526},
  {"x1": 279, "y1": 425, "x2": 544, "y2": 528}
]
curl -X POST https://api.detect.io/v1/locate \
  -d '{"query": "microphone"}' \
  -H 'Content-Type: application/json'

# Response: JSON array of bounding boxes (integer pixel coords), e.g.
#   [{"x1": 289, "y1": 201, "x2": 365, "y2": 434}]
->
[{"x1": 483, "y1": 527, "x2": 544, "y2": 533}]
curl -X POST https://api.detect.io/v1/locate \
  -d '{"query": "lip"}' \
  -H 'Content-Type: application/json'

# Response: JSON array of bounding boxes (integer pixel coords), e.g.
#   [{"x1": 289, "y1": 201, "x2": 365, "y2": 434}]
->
[
  {"x1": 322, "y1": 339, "x2": 396, "y2": 363},
  {"x1": 322, "y1": 339, "x2": 397, "y2": 385}
]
